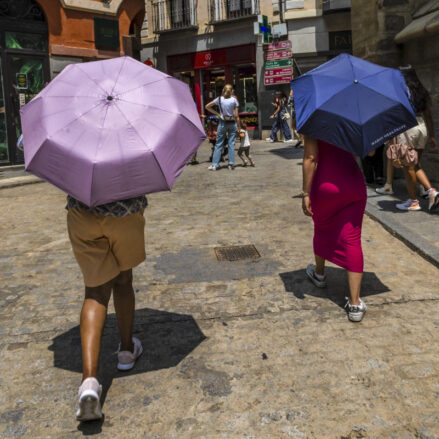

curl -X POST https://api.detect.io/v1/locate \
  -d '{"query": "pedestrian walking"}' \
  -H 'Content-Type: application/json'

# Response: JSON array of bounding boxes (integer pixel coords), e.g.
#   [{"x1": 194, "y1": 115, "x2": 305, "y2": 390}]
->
[
  {"x1": 206, "y1": 84, "x2": 239, "y2": 171},
  {"x1": 390, "y1": 67, "x2": 438, "y2": 212},
  {"x1": 293, "y1": 54, "x2": 419, "y2": 323},
  {"x1": 266, "y1": 91, "x2": 293, "y2": 144},
  {"x1": 302, "y1": 137, "x2": 367, "y2": 322},
  {"x1": 288, "y1": 89, "x2": 303, "y2": 147},
  {"x1": 237, "y1": 120, "x2": 255, "y2": 167},
  {"x1": 67, "y1": 196, "x2": 146, "y2": 421}
]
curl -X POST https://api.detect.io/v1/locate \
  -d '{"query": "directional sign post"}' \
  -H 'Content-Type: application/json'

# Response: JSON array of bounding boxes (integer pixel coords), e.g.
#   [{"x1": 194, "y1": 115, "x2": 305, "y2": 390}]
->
[{"x1": 263, "y1": 40, "x2": 293, "y2": 86}]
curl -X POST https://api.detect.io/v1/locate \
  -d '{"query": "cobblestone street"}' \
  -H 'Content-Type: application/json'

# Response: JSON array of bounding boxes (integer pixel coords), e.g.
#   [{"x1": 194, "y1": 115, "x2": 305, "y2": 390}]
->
[{"x1": 1, "y1": 140, "x2": 439, "y2": 438}]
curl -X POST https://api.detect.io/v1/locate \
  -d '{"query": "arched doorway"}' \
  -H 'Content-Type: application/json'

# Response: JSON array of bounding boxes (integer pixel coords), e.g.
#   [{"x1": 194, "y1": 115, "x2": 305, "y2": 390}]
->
[{"x1": 0, "y1": 0, "x2": 50, "y2": 165}]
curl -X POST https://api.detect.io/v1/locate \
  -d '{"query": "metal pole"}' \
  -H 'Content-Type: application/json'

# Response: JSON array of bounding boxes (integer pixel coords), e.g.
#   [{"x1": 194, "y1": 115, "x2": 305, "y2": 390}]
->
[{"x1": 279, "y1": 0, "x2": 284, "y2": 23}]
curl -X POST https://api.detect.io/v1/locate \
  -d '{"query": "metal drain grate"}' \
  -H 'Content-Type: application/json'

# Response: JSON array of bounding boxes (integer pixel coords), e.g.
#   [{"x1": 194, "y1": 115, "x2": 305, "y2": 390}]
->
[{"x1": 214, "y1": 245, "x2": 261, "y2": 262}]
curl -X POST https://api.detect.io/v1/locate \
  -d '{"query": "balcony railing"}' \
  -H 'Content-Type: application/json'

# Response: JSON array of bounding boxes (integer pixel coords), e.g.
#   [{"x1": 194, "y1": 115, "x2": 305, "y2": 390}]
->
[
  {"x1": 322, "y1": 0, "x2": 351, "y2": 14},
  {"x1": 152, "y1": 0, "x2": 197, "y2": 33},
  {"x1": 208, "y1": 0, "x2": 260, "y2": 23}
]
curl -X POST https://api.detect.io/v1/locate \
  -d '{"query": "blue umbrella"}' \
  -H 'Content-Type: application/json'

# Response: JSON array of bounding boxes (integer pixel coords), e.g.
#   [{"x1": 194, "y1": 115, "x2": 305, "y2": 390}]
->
[{"x1": 291, "y1": 53, "x2": 418, "y2": 157}]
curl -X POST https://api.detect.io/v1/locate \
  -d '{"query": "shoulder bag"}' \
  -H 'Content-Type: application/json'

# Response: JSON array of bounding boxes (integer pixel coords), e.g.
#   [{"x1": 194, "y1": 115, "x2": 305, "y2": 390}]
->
[
  {"x1": 386, "y1": 132, "x2": 418, "y2": 168},
  {"x1": 218, "y1": 96, "x2": 236, "y2": 123}
]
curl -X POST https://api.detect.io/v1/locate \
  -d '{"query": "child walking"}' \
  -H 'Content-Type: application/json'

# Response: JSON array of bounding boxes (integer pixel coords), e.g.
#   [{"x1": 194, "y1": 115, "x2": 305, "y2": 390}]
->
[
  {"x1": 238, "y1": 120, "x2": 255, "y2": 167},
  {"x1": 66, "y1": 195, "x2": 147, "y2": 421}
]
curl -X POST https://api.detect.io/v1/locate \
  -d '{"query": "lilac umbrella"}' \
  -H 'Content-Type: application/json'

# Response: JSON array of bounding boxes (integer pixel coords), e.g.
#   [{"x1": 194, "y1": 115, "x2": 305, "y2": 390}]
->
[{"x1": 20, "y1": 57, "x2": 205, "y2": 206}]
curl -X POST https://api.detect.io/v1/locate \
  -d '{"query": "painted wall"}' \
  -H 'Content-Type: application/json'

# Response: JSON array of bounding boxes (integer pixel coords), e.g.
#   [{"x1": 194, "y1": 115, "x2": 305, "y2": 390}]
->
[{"x1": 36, "y1": 0, "x2": 144, "y2": 59}]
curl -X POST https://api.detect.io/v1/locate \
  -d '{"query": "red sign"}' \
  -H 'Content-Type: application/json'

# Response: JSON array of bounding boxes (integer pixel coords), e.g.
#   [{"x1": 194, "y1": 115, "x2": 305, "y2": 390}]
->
[
  {"x1": 265, "y1": 50, "x2": 292, "y2": 61},
  {"x1": 144, "y1": 58, "x2": 154, "y2": 67},
  {"x1": 264, "y1": 67, "x2": 293, "y2": 77},
  {"x1": 265, "y1": 41, "x2": 292, "y2": 51},
  {"x1": 194, "y1": 49, "x2": 227, "y2": 69},
  {"x1": 264, "y1": 75, "x2": 292, "y2": 85}
]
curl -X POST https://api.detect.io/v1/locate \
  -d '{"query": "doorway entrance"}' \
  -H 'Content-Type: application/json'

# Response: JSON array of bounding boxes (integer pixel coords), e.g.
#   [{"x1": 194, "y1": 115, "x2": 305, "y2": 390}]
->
[{"x1": 0, "y1": 0, "x2": 50, "y2": 166}]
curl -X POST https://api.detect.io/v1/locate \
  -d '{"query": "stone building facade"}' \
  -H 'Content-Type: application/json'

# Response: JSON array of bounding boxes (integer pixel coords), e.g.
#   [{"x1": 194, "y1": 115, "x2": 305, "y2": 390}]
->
[{"x1": 351, "y1": 0, "x2": 439, "y2": 179}]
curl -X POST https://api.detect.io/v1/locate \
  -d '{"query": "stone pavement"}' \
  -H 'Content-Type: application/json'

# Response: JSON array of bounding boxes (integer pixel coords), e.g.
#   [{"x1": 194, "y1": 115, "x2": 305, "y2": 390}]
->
[{"x1": 1, "y1": 140, "x2": 439, "y2": 438}]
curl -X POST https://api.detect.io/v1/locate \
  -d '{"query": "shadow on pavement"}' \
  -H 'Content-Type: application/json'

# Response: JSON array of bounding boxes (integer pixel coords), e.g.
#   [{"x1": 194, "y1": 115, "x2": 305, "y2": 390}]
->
[
  {"x1": 48, "y1": 308, "x2": 206, "y2": 436},
  {"x1": 268, "y1": 146, "x2": 301, "y2": 160},
  {"x1": 279, "y1": 267, "x2": 390, "y2": 308}
]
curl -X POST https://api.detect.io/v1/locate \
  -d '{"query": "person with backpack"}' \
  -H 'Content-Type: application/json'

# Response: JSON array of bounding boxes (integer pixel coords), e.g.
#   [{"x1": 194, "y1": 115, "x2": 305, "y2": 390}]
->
[{"x1": 205, "y1": 84, "x2": 240, "y2": 171}]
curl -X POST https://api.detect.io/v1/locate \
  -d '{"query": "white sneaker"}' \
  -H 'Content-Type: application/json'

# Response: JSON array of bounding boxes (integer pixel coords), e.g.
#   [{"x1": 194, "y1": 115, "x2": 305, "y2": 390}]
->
[
  {"x1": 375, "y1": 185, "x2": 394, "y2": 195},
  {"x1": 117, "y1": 337, "x2": 143, "y2": 371},
  {"x1": 396, "y1": 199, "x2": 421, "y2": 211},
  {"x1": 228, "y1": 164, "x2": 235, "y2": 171},
  {"x1": 283, "y1": 139, "x2": 294, "y2": 143},
  {"x1": 305, "y1": 264, "x2": 327, "y2": 288},
  {"x1": 76, "y1": 377, "x2": 102, "y2": 422},
  {"x1": 427, "y1": 188, "x2": 439, "y2": 211},
  {"x1": 419, "y1": 184, "x2": 429, "y2": 199},
  {"x1": 345, "y1": 298, "x2": 367, "y2": 322},
  {"x1": 208, "y1": 165, "x2": 217, "y2": 171},
  {"x1": 266, "y1": 138, "x2": 274, "y2": 143}
]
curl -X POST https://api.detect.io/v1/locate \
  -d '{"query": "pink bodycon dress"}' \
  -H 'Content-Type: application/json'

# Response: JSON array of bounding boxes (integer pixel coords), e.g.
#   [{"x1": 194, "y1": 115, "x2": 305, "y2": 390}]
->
[{"x1": 310, "y1": 141, "x2": 367, "y2": 273}]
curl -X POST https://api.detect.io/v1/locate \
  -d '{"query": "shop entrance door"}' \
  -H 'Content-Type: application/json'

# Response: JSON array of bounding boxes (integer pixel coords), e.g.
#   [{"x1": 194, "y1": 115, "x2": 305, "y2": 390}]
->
[
  {"x1": 3, "y1": 53, "x2": 48, "y2": 164},
  {"x1": 202, "y1": 68, "x2": 226, "y2": 111}
]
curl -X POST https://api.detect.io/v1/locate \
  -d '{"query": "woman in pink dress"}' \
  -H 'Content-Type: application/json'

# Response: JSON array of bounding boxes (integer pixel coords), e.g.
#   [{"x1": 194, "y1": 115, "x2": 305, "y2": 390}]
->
[{"x1": 302, "y1": 136, "x2": 367, "y2": 322}]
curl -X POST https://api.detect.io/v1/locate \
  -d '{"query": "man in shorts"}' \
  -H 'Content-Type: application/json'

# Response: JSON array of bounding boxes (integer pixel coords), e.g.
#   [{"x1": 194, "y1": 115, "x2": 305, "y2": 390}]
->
[{"x1": 66, "y1": 194, "x2": 147, "y2": 421}]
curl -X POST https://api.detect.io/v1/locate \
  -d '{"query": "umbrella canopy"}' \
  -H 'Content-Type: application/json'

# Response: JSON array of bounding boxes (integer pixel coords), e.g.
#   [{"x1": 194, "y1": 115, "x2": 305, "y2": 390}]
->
[
  {"x1": 20, "y1": 56, "x2": 206, "y2": 206},
  {"x1": 291, "y1": 53, "x2": 418, "y2": 157}
]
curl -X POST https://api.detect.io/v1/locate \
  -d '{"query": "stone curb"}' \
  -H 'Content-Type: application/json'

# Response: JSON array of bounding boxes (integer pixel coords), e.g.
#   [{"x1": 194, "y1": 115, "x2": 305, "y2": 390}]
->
[
  {"x1": 365, "y1": 201, "x2": 439, "y2": 270},
  {"x1": 0, "y1": 176, "x2": 43, "y2": 190}
]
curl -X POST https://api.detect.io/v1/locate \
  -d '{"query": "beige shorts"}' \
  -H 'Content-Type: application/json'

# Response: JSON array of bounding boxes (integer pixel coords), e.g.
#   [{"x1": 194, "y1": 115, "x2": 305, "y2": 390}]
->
[{"x1": 67, "y1": 208, "x2": 146, "y2": 287}]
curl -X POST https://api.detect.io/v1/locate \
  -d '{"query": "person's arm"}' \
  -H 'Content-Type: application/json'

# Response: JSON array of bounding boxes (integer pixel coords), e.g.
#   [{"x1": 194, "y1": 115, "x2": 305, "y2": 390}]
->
[
  {"x1": 302, "y1": 135, "x2": 318, "y2": 216},
  {"x1": 423, "y1": 105, "x2": 437, "y2": 150},
  {"x1": 270, "y1": 101, "x2": 282, "y2": 119},
  {"x1": 234, "y1": 105, "x2": 240, "y2": 126},
  {"x1": 205, "y1": 99, "x2": 220, "y2": 118}
]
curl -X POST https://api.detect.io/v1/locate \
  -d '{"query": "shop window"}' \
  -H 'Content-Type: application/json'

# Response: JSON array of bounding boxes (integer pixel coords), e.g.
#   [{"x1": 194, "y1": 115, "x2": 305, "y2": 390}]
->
[
  {"x1": 233, "y1": 65, "x2": 257, "y2": 113},
  {"x1": 5, "y1": 31, "x2": 47, "y2": 51}
]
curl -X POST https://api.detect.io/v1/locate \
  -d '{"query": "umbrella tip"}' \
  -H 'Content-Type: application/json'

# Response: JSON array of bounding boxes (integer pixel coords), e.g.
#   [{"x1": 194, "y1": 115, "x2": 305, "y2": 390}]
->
[{"x1": 354, "y1": 79, "x2": 359, "y2": 84}]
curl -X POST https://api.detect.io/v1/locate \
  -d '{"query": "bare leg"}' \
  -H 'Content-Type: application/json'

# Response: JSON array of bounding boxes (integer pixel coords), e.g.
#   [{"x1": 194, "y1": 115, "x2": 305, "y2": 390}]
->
[
  {"x1": 113, "y1": 270, "x2": 135, "y2": 352},
  {"x1": 238, "y1": 150, "x2": 247, "y2": 166},
  {"x1": 403, "y1": 166, "x2": 418, "y2": 200},
  {"x1": 245, "y1": 150, "x2": 254, "y2": 166},
  {"x1": 80, "y1": 281, "x2": 113, "y2": 381},
  {"x1": 386, "y1": 157, "x2": 394, "y2": 185},
  {"x1": 347, "y1": 271, "x2": 362, "y2": 306},
  {"x1": 315, "y1": 254, "x2": 325, "y2": 276}
]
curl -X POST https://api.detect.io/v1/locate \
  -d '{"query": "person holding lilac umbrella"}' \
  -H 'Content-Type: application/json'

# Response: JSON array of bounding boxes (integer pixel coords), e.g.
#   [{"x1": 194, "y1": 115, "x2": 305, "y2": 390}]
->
[{"x1": 20, "y1": 56, "x2": 205, "y2": 421}]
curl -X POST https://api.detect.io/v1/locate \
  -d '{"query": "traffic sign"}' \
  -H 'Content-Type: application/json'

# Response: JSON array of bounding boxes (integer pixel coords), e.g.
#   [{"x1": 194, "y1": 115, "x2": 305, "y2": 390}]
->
[
  {"x1": 264, "y1": 75, "x2": 292, "y2": 85},
  {"x1": 265, "y1": 41, "x2": 292, "y2": 51},
  {"x1": 265, "y1": 59, "x2": 292, "y2": 69},
  {"x1": 264, "y1": 67, "x2": 293, "y2": 77},
  {"x1": 265, "y1": 50, "x2": 292, "y2": 61}
]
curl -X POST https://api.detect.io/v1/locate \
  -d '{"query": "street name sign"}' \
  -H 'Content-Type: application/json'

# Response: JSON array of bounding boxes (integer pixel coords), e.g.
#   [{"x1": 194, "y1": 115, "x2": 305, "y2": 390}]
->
[
  {"x1": 265, "y1": 58, "x2": 292, "y2": 69},
  {"x1": 264, "y1": 67, "x2": 293, "y2": 77},
  {"x1": 264, "y1": 41, "x2": 292, "y2": 51},
  {"x1": 264, "y1": 75, "x2": 292, "y2": 85}
]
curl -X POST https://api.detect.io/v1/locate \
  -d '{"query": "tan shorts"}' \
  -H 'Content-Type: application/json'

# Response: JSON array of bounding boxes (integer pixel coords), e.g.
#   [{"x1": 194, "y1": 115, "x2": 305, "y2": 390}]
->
[
  {"x1": 404, "y1": 118, "x2": 428, "y2": 150},
  {"x1": 67, "y1": 208, "x2": 146, "y2": 287}
]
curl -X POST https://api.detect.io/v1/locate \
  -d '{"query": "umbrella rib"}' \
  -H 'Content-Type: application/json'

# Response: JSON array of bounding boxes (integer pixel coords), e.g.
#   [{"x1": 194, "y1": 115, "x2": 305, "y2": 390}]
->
[
  {"x1": 108, "y1": 56, "x2": 127, "y2": 98},
  {"x1": 116, "y1": 78, "x2": 167, "y2": 97},
  {"x1": 74, "y1": 65, "x2": 108, "y2": 95},
  {"x1": 112, "y1": 102, "x2": 171, "y2": 188},
  {"x1": 116, "y1": 99, "x2": 204, "y2": 134}
]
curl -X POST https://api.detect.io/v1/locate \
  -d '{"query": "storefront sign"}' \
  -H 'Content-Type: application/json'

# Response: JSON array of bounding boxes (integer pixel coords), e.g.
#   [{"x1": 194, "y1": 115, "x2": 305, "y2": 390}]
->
[
  {"x1": 265, "y1": 50, "x2": 292, "y2": 61},
  {"x1": 16, "y1": 73, "x2": 28, "y2": 90},
  {"x1": 94, "y1": 17, "x2": 120, "y2": 49},
  {"x1": 329, "y1": 31, "x2": 352, "y2": 51},
  {"x1": 265, "y1": 41, "x2": 292, "y2": 51},
  {"x1": 264, "y1": 67, "x2": 293, "y2": 77},
  {"x1": 264, "y1": 75, "x2": 292, "y2": 85},
  {"x1": 240, "y1": 112, "x2": 258, "y2": 129},
  {"x1": 194, "y1": 49, "x2": 228, "y2": 69},
  {"x1": 265, "y1": 59, "x2": 292, "y2": 69}
]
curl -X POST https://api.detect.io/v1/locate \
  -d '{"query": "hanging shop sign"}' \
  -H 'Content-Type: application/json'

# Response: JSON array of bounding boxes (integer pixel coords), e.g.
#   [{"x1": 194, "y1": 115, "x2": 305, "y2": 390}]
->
[
  {"x1": 265, "y1": 58, "x2": 292, "y2": 69},
  {"x1": 264, "y1": 67, "x2": 293, "y2": 77},
  {"x1": 265, "y1": 41, "x2": 292, "y2": 51},
  {"x1": 264, "y1": 75, "x2": 292, "y2": 85},
  {"x1": 265, "y1": 50, "x2": 293, "y2": 61},
  {"x1": 16, "y1": 73, "x2": 28, "y2": 90}
]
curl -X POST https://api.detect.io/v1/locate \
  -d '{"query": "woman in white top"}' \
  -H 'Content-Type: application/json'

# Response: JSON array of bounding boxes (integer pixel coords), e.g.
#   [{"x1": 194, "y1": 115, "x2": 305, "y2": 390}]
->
[{"x1": 205, "y1": 84, "x2": 240, "y2": 171}]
